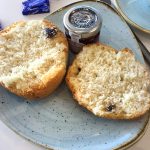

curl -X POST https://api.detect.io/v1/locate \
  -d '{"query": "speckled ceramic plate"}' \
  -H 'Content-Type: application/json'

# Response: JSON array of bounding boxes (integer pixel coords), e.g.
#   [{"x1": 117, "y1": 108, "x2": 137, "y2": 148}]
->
[
  {"x1": 114, "y1": 0, "x2": 150, "y2": 33},
  {"x1": 0, "y1": 1, "x2": 149, "y2": 150}
]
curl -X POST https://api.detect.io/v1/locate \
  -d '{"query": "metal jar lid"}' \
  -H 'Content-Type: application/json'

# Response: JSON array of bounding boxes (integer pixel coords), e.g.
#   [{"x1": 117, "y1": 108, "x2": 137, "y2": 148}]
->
[{"x1": 63, "y1": 6, "x2": 102, "y2": 39}]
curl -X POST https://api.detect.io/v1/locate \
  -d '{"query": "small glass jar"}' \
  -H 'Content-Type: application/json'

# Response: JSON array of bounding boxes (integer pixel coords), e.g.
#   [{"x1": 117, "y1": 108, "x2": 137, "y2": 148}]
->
[{"x1": 63, "y1": 6, "x2": 102, "y2": 53}]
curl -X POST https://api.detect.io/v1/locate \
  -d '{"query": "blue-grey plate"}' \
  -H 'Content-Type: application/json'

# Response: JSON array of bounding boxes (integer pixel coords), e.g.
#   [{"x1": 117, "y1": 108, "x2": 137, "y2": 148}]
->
[
  {"x1": 114, "y1": 0, "x2": 150, "y2": 33},
  {"x1": 0, "y1": 1, "x2": 149, "y2": 150}
]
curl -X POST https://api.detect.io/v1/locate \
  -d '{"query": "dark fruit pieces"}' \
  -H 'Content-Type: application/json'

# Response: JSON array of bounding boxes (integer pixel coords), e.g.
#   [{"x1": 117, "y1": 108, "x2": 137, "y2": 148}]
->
[{"x1": 44, "y1": 27, "x2": 57, "y2": 38}]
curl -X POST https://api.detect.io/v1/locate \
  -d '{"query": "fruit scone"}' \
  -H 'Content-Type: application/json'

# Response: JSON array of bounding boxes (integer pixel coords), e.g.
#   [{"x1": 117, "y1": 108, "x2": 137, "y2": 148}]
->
[
  {"x1": 0, "y1": 20, "x2": 68, "y2": 99},
  {"x1": 66, "y1": 43, "x2": 150, "y2": 119}
]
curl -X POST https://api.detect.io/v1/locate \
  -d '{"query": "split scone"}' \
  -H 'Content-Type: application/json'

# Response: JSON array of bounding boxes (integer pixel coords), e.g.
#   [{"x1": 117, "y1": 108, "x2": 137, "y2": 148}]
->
[
  {"x1": 0, "y1": 20, "x2": 68, "y2": 99},
  {"x1": 66, "y1": 43, "x2": 150, "y2": 119}
]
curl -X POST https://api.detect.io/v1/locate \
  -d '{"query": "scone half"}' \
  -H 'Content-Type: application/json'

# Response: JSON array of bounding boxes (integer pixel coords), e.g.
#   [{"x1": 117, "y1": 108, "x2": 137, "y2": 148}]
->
[
  {"x1": 66, "y1": 43, "x2": 150, "y2": 119},
  {"x1": 0, "y1": 20, "x2": 68, "y2": 99}
]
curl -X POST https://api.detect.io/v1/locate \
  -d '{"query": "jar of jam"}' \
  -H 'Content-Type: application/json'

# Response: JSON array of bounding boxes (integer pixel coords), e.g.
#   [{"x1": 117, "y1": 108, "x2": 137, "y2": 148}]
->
[{"x1": 63, "y1": 6, "x2": 102, "y2": 53}]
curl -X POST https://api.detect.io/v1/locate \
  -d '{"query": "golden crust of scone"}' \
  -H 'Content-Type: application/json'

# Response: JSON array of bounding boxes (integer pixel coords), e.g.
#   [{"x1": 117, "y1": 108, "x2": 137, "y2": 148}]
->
[
  {"x1": 66, "y1": 43, "x2": 150, "y2": 119},
  {"x1": 0, "y1": 20, "x2": 68, "y2": 99},
  {"x1": 1, "y1": 67, "x2": 66, "y2": 99}
]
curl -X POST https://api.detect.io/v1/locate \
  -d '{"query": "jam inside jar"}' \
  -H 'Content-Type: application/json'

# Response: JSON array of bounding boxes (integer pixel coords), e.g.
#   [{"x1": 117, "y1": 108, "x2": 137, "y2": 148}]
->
[
  {"x1": 79, "y1": 32, "x2": 100, "y2": 44},
  {"x1": 63, "y1": 6, "x2": 102, "y2": 53}
]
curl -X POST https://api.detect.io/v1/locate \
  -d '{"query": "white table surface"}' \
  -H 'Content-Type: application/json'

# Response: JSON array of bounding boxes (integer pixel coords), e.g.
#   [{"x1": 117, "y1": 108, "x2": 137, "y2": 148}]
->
[{"x1": 0, "y1": 0, "x2": 150, "y2": 150}]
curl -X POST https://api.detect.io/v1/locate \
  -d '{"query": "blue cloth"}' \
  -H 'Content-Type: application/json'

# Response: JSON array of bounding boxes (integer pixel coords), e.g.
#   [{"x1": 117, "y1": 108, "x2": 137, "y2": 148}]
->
[
  {"x1": 0, "y1": 23, "x2": 2, "y2": 30},
  {"x1": 22, "y1": 0, "x2": 50, "y2": 15}
]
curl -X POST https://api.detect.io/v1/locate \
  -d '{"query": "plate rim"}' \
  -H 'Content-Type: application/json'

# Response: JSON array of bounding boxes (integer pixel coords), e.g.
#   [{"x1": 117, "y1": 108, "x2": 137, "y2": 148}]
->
[
  {"x1": 0, "y1": 0, "x2": 149, "y2": 150},
  {"x1": 114, "y1": 112, "x2": 150, "y2": 150},
  {"x1": 114, "y1": 0, "x2": 150, "y2": 34}
]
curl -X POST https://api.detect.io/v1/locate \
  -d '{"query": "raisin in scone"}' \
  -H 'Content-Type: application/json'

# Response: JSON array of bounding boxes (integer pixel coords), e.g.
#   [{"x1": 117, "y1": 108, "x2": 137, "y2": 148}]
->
[
  {"x1": 0, "y1": 20, "x2": 68, "y2": 99},
  {"x1": 66, "y1": 43, "x2": 150, "y2": 119}
]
